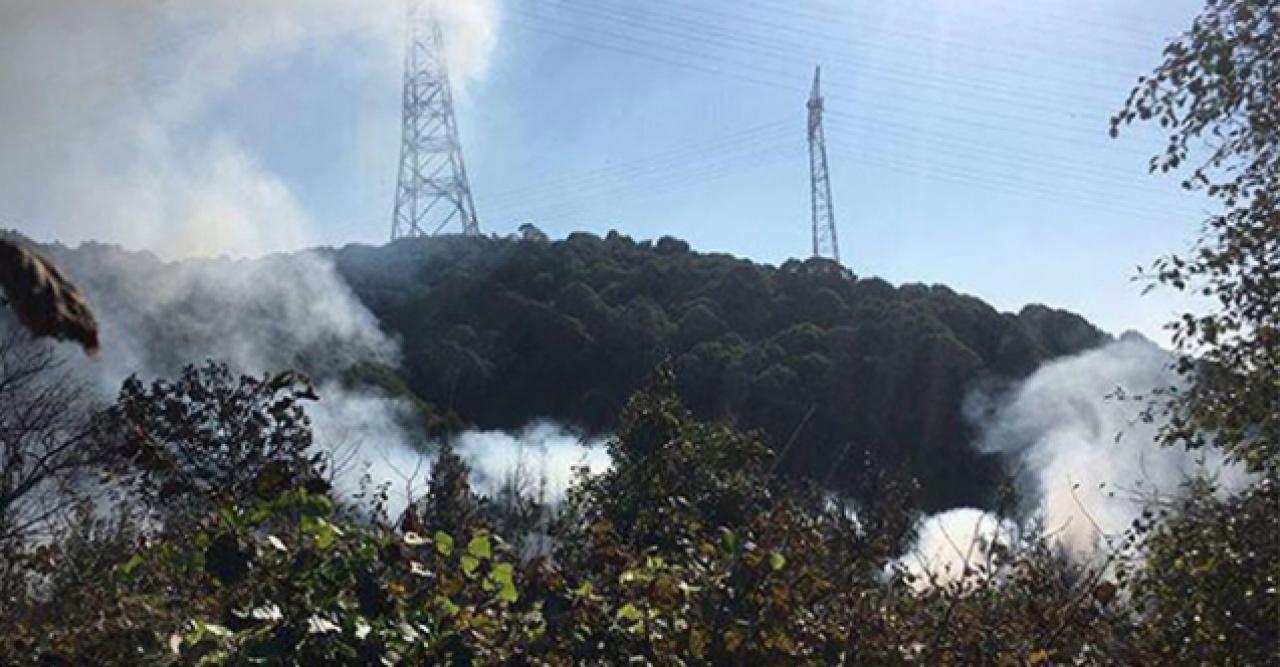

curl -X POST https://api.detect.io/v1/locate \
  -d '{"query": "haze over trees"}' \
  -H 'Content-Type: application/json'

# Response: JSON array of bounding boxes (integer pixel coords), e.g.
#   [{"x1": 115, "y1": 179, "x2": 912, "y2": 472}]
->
[
  {"x1": 39, "y1": 232, "x2": 1107, "y2": 513},
  {"x1": 0, "y1": 0, "x2": 1276, "y2": 664}
]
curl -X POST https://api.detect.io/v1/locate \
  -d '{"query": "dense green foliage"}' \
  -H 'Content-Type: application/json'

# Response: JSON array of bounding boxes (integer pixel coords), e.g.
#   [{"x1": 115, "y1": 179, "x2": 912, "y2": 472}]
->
[
  {"x1": 3, "y1": 360, "x2": 1273, "y2": 664},
  {"x1": 330, "y1": 233, "x2": 1105, "y2": 510}
]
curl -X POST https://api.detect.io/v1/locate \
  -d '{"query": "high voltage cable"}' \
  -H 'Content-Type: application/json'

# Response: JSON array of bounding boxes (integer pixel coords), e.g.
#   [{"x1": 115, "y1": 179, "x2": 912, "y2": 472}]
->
[
  {"x1": 823, "y1": 116, "x2": 1170, "y2": 199},
  {"x1": 508, "y1": 8, "x2": 1144, "y2": 149},
  {"x1": 505, "y1": 15, "x2": 1147, "y2": 158},
  {"x1": 491, "y1": 141, "x2": 805, "y2": 215},
  {"x1": 483, "y1": 143, "x2": 797, "y2": 220},
  {"x1": 505, "y1": 12, "x2": 809, "y2": 90},
  {"x1": 492, "y1": 129, "x2": 1186, "y2": 231},
  {"x1": 824, "y1": 138, "x2": 1193, "y2": 225},
  {"x1": 490, "y1": 121, "x2": 1189, "y2": 230},
  {"x1": 494, "y1": 144, "x2": 807, "y2": 225},
  {"x1": 540, "y1": 0, "x2": 1139, "y2": 107},
  {"x1": 484, "y1": 138, "x2": 802, "y2": 218},
  {"x1": 481, "y1": 120, "x2": 793, "y2": 206},
  {"x1": 517, "y1": 2, "x2": 1119, "y2": 118},
  {"x1": 685, "y1": 0, "x2": 1166, "y2": 52},
  {"x1": 535, "y1": 0, "x2": 1137, "y2": 97},
  {"x1": 488, "y1": 12, "x2": 1177, "y2": 216},
  {"x1": 480, "y1": 118, "x2": 1185, "y2": 227},
  {"x1": 482, "y1": 128, "x2": 796, "y2": 213},
  {"x1": 484, "y1": 104, "x2": 1167, "y2": 223},
  {"x1": 483, "y1": 123, "x2": 789, "y2": 204},
  {"x1": 769, "y1": 0, "x2": 1170, "y2": 55},
  {"x1": 823, "y1": 129, "x2": 1170, "y2": 208}
]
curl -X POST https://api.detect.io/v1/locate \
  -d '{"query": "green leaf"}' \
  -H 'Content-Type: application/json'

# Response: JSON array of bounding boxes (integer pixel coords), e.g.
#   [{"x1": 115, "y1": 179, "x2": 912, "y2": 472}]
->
[
  {"x1": 491, "y1": 561, "x2": 514, "y2": 584},
  {"x1": 497, "y1": 579, "x2": 518, "y2": 604},
  {"x1": 218, "y1": 507, "x2": 240, "y2": 529},
  {"x1": 314, "y1": 520, "x2": 336, "y2": 551},
  {"x1": 720, "y1": 527, "x2": 738, "y2": 553},
  {"x1": 434, "y1": 530, "x2": 454, "y2": 557},
  {"x1": 434, "y1": 596, "x2": 461, "y2": 618},
  {"x1": 617, "y1": 603, "x2": 643, "y2": 623},
  {"x1": 491, "y1": 563, "x2": 518, "y2": 603},
  {"x1": 770, "y1": 551, "x2": 786, "y2": 572},
  {"x1": 302, "y1": 516, "x2": 337, "y2": 551},
  {"x1": 300, "y1": 492, "x2": 334, "y2": 517},
  {"x1": 120, "y1": 553, "x2": 146, "y2": 576},
  {"x1": 461, "y1": 555, "x2": 480, "y2": 577},
  {"x1": 467, "y1": 533, "x2": 492, "y2": 561}
]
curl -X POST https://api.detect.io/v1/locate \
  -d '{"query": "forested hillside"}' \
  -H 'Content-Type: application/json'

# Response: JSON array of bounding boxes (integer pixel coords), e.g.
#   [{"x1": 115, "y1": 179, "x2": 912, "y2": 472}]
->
[
  {"x1": 329, "y1": 232, "x2": 1107, "y2": 509},
  {"x1": 42, "y1": 232, "x2": 1106, "y2": 511}
]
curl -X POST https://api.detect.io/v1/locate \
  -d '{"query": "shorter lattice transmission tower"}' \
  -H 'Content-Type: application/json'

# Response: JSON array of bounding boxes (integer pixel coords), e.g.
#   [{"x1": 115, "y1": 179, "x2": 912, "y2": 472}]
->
[
  {"x1": 391, "y1": 0, "x2": 480, "y2": 240},
  {"x1": 807, "y1": 66, "x2": 840, "y2": 263}
]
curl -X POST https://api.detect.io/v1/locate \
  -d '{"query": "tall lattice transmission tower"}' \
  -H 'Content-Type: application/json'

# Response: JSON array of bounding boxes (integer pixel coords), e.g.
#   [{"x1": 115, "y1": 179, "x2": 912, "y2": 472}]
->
[
  {"x1": 390, "y1": 0, "x2": 480, "y2": 240},
  {"x1": 807, "y1": 66, "x2": 839, "y2": 263}
]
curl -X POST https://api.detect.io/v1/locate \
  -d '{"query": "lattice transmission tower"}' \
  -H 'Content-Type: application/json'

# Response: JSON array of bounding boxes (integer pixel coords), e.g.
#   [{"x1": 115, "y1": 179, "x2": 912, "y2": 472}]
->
[
  {"x1": 390, "y1": 0, "x2": 480, "y2": 240},
  {"x1": 807, "y1": 66, "x2": 840, "y2": 263}
]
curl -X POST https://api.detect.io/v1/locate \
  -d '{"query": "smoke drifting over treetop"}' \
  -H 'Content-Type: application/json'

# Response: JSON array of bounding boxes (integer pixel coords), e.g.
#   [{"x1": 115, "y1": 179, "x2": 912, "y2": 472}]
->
[
  {"x1": 963, "y1": 337, "x2": 1247, "y2": 557},
  {"x1": 0, "y1": 0, "x2": 497, "y2": 258},
  {"x1": 37, "y1": 240, "x2": 604, "y2": 517},
  {"x1": 903, "y1": 337, "x2": 1250, "y2": 581}
]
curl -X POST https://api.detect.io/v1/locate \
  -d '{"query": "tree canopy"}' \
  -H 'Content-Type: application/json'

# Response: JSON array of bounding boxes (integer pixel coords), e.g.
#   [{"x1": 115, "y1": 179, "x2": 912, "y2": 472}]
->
[{"x1": 328, "y1": 233, "x2": 1106, "y2": 510}]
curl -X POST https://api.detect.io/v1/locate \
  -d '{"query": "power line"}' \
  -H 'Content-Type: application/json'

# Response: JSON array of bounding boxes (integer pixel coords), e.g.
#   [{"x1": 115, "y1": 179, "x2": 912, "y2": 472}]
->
[
  {"x1": 485, "y1": 137, "x2": 803, "y2": 221},
  {"x1": 824, "y1": 138, "x2": 1193, "y2": 225},
  {"x1": 753, "y1": 0, "x2": 1171, "y2": 55},
  {"x1": 481, "y1": 120, "x2": 793, "y2": 209},
  {"x1": 519, "y1": 0, "x2": 1127, "y2": 116},
  {"x1": 823, "y1": 116, "x2": 1171, "y2": 200},
  {"x1": 504, "y1": 11, "x2": 1150, "y2": 165},
  {"x1": 507, "y1": 7, "x2": 1144, "y2": 151},
  {"x1": 537, "y1": 0, "x2": 1136, "y2": 99}
]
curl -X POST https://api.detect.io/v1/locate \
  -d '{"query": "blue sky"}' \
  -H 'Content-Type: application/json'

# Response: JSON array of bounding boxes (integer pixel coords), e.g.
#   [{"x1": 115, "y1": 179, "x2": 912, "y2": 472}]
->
[{"x1": 2, "y1": 0, "x2": 1210, "y2": 340}]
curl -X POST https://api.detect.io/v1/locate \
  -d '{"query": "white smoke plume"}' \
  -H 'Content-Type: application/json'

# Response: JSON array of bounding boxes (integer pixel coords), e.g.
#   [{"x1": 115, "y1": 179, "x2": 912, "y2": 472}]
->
[
  {"x1": 907, "y1": 336, "x2": 1251, "y2": 579},
  {"x1": 901, "y1": 508, "x2": 1015, "y2": 589},
  {"x1": 38, "y1": 242, "x2": 607, "y2": 520},
  {"x1": 39, "y1": 245, "x2": 420, "y2": 492},
  {"x1": 0, "y1": 0, "x2": 497, "y2": 258},
  {"x1": 456, "y1": 421, "x2": 613, "y2": 502},
  {"x1": 48, "y1": 247, "x2": 396, "y2": 392},
  {"x1": 324, "y1": 417, "x2": 612, "y2": 522}
]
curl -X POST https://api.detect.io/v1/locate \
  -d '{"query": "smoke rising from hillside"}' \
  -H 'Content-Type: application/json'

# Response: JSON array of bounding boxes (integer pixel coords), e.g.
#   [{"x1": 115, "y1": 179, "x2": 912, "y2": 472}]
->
[
  {"x1": 457, "y1": 421, "x2": 613, "y2": 501},
  {"x1": 335, "y1": 421, "x2": 614, "y2": 521},
  {"x1": 42, "y1": 243, "x2": 606, "y2": 518},
  {"x1": 0, "y1": 0, "x2": 496, "y2": 258},
  {"x1": 52, "y1": 249, "x2": 398, "y2": 393},
  {"x1": 909, "y1": 336, "x2": 1249, "y2": 576},
  {"x1": 902, "y1": 508, "x2": 1015, "y2": 588}
]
